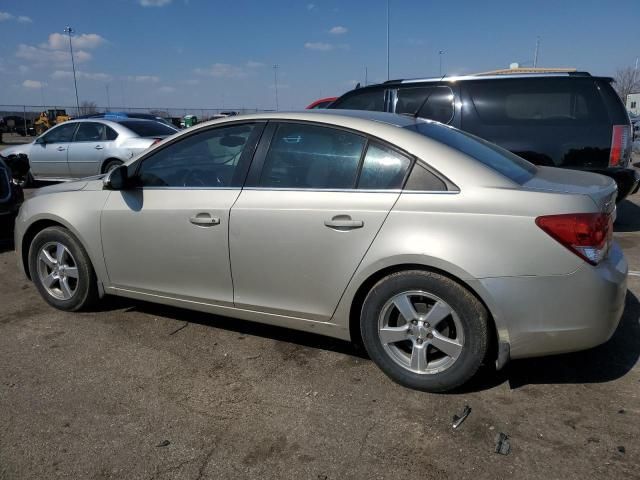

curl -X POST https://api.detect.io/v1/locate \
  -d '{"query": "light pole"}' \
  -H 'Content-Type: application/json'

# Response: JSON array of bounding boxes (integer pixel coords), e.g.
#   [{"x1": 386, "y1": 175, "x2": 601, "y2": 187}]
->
[
  {"x1": 386, "y1": 0, "x2": 390, "y2": 80},
  {"x1": 64, "y1": 26, "x2": 80, "y2": 113},
  {"x1": 438, "y1": 50, "x2": 445, "y2": 76},
  {"x1": 533, "y1": 36, "x2": 540, "y2": 68},
  {"x1": 105, "y1": 84, "x2": 111, "y2": 111},
  {"x1": 273, "y1": 64, "x2": 279, "y2": 111}
]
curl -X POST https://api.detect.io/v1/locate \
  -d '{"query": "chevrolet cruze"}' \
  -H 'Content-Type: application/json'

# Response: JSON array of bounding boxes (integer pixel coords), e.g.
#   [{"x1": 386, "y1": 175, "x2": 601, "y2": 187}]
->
[{"x1": 14, "y1": 110, "x2": 627, "y2": 392}]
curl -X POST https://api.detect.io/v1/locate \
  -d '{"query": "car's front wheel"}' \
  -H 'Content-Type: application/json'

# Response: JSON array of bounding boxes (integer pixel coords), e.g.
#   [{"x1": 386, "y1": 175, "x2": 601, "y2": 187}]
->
[
  {"x1": 28, "y1": 226, "x2": 98, "y2": 311},
  {"x1": 360, "y1": 270, "x2": 488, "y2": 392}
]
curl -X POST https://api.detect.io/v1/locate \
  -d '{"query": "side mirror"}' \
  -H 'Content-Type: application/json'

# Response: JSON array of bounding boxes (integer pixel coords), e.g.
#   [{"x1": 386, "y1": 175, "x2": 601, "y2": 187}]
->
[
  {"x1": 103, "y1": 164, "x2": 129, "y2": 190},
  {"x1": 35, "y1": 136, "x2": 46, "y2": 145}
]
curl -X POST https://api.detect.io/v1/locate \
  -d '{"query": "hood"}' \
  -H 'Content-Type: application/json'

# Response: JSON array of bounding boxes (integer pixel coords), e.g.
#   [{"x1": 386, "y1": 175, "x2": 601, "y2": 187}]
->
[{"x1": 31, "y1": 178, "x2": 90, "y2": 197}]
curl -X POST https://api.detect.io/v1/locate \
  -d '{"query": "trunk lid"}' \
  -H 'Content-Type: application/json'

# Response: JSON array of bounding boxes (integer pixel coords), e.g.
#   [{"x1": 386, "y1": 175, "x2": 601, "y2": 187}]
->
[{"x1": 523, "y1": 166, "x2": 616, "y2": 213}]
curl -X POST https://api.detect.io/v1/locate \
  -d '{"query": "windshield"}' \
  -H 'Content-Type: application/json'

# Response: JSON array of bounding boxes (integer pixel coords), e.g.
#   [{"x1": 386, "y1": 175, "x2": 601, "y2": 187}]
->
[
  {"x1": 119, "y1": 120, "x2": 177, "y2": 137},
  {"x1": 406, "y1": 122, "x2": 537, "y2": 184}
]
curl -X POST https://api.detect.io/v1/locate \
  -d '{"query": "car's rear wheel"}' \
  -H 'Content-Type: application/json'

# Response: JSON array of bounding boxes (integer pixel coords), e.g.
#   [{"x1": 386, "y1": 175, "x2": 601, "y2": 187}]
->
[
  {"x1": 360, "y1": 270, "x2": 488, "y2": 392},
  {"x1": 102, "y1": 159, "x2": 123, "y2": 174},
  {"x1": 28, "y1": 226, "x2": 98, "y2": 311}
]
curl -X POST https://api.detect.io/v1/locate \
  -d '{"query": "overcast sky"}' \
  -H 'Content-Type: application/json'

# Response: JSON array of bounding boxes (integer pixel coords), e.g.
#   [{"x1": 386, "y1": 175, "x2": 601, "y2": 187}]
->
[{"x1": 1, "y1": 0, "x2": 638, "y2": 110}]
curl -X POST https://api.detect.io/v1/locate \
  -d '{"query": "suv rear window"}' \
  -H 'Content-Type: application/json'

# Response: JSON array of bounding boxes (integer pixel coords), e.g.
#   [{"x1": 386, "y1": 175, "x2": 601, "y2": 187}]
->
[
  {"x1": 119, "y1": 120, "x2": 177, "y2": 137},
  {"x1": 407, "y1": 122, "x2": 536, "y2": 184},
  {"x1": 464, "y1": 78, "x2": 609, "y2": 126}
]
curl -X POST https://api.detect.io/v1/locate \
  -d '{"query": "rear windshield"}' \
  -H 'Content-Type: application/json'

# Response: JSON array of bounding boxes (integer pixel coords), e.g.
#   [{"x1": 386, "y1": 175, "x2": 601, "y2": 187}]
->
[
  {"x1": 406, "y1": 122, "x2": 537, "y2": 184},
  {"x1": 119, "y1": 120, "x2": 177, "y2": 137},
  {"x1": 464, "y1": 78, "x2": 609, "y2": 126}
]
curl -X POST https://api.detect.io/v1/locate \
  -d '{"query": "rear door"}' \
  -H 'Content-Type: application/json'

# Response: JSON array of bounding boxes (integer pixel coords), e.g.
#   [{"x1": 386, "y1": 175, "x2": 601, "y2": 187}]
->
[
  {"x1": 229, "y1": 122, "x2": 412, "y2": 321},
  {"x1": 29, "y1": 122, "x2": 78, "y2": 179},
  {"x1": 67, "y1": 122, "x2": 110, "y2": 178}
]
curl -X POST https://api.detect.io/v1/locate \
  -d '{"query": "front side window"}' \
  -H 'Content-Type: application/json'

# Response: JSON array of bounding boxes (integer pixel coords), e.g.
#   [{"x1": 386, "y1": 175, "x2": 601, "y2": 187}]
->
[
  {"x1": 74, "y1": 122, "x2": 105, "y2": 142},
  {"x1": 42, "y1": 123, "x2": 77, "y2": 143},
  {"x1": 137, "y1": 124, "x2": 257, "y2": 187},
  {"x1": 259, "y1": 123, "x2": 365, "y2": 189},
  {"x1": 330, "y1": 89, "x2": 386, "y2": 112},
  {"x1": 357, "y1": 143, "x2": 411, "y2": 189},
  {"x1": 395, "y1": 86, "x2": 455, "y2": 124}
]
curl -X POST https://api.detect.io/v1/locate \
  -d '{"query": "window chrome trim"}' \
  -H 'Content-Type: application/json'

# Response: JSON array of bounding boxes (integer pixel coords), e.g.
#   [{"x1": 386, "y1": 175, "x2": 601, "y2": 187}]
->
[
  {"x1": 240, "y1": 187, "x2": 459, "y2": 194},
  {"x1": 133, "y1": 186, "x2": 241, "y2": 191}
]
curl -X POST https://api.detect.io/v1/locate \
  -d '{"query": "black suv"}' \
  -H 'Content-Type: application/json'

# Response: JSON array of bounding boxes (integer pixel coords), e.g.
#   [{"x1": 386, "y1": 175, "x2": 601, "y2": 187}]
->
[
  {"x1": 330, "y1": 72, "x2": 637, "y2": 200},
  {"x1": 0, "y1": 154, "x2": 24, "y2": 232}
]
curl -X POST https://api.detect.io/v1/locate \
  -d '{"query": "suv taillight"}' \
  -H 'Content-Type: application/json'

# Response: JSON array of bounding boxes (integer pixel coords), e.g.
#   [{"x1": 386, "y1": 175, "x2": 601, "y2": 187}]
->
[
  {"x1": 609, "y1": 125, "x2": 630, "y2": 167},
  {"x1": 535, "y1": 212, "x2": 613, "y2": 265}
]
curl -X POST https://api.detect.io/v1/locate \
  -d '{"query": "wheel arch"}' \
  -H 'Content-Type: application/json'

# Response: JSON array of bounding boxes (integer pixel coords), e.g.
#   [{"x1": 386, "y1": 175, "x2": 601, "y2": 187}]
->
[
  {"x1": 346, "y1": 261, "x2": 508, "y2": 368},
  {"x1": 100, "y1": 157, "x2": 124, "y2": 173}
]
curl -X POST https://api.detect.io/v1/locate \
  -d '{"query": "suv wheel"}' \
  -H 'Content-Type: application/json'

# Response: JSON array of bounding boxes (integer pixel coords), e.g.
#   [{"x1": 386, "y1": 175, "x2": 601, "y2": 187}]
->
[
  {"x1": 360, "y1": 270, "x2": 488, "y2": 392},
  {"x1": 28, "y1": 227, "x2": 98, "y2": 311}
]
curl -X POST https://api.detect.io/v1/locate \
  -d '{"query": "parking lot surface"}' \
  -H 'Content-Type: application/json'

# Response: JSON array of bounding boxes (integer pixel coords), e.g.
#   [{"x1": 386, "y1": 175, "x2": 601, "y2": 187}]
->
[{"x1": 0, "y1": 187, "x2": 639, "y2": 480}]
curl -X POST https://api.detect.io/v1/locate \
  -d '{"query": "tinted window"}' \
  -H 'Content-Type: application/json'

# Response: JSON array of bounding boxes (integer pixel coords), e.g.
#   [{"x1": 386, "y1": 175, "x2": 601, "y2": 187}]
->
[
  {"x1": 358, "y1": 143, "x2": 411, "y2": 189},
  {"x1": 42, "y1": 123, "x2": 77, "y2": 143},
  {"x1": 395, "y1": 86, "x2": 454, "y2": 124},
  {"x1": 404, "y1": 163, "x2": 447, "y2": 191},
  {"x1": 120, "y1": 120, "x2": 177, "y2": 137},
  {"x1": 259, "y1": 123, "x2": 365, "y2": 189},
  {"x1": 138, "y1": 124, "x2": 256, "y2": 187},
  {"x1": 74, "y1": 122, "x2": 105, "y2": 142},
  {"x1": 406, "y1": 122, "x2": 536, "y2": 184},
  {"x1": 331, "y1": 89, "x2": 385, "y2": 111},
  {"x1": 311, "y1": 100, "x2": 334, "y2": 109},
  {"x1": 465, "y1": 78, "x2": 608, "y2": 125},
  {"x1": 105, "y1": 126, "x2": 118, "y2": 140}
]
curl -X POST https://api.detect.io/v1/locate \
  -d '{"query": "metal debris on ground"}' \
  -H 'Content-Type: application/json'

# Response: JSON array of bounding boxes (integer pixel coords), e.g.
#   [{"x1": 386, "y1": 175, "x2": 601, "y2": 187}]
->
[
  {"x1": 156, "y1": 440, "x2": 171, "y2": 448},
  {"x1": 494, "y1": 433, "x2": 511, "y2": 455},
  {"x1": 452, "y1": 405, "x2": 472, "y2": 429}
]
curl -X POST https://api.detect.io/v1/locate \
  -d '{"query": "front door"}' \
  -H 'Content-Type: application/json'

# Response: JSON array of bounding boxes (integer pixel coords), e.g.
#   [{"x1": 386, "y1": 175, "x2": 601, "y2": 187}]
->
[
  {"x1": 29, "y1": 122, "x2": 78, "y2": 179},
  {"x1": 230, "y1": 122, "x2": 412, "y2": 321},
  {"x1": 100, "y1": 122, "x2": 264, "y2": 305}
]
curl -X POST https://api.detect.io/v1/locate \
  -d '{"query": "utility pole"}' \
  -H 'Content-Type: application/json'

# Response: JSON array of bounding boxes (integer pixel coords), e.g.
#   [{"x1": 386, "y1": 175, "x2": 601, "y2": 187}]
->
[
  {"x1": 365, "y1": 66, "x2": 368, "y2": 86},
  {"x1": 386, "y1": 0, "x2": 390, "y2": 80},
  {"x1": 533, "y1": 36, "x2": 540, "y2": 68},
  {"x1": 64, "y1": 26, "x2": 80, "y2": 113},
  {"x1": 105, "y1": 84, "x2": 111, "y2": 111},
  {"x1": 439, "y1": 50, "x2": 445, "y2": 76},
  {"x1": 273, "y1": 64, "x2": 279, "y2": 111}
]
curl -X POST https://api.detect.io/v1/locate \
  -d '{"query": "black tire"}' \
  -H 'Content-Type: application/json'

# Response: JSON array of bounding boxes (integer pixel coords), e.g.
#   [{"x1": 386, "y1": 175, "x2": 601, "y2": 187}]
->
[
  {"x1": 28, "y1": 226, "x2": 98, "y2": 311},
  {"x1": 360, "y1": 270, "x2": 488, "y2": 392},
  {"x1": 102, "y1": 159, "x2": 123, "y2": 174}
]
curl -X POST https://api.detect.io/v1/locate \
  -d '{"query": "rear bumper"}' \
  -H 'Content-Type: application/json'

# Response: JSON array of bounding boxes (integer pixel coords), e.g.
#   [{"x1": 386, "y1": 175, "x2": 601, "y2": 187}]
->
[
  {"x1": 589, "y1": 167, "x2": 639, "y2": 201},
  {"x1": 480, "y1": 242, "x2": 627, "y2": 360}
]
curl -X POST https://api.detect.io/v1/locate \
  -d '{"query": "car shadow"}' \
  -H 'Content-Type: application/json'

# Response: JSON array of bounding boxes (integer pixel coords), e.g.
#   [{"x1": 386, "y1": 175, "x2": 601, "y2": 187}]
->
[
  {"x1": 101, "y1": 289, "x2": 640, "y2": 393},
  {"x1": 100, "y1": 296, "x2": 367, "y2": 359},
  {"x1": 615, "y1": 199, "x2": 640, "y2": 233}
]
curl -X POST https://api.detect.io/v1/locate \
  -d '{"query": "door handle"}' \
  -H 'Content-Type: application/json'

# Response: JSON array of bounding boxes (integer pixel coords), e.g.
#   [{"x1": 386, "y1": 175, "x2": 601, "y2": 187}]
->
[
  {"x1": 324, "y1": 215, "x2": 364, "y2": 230},
  {"x1": 189, "y1": 214, "x2": 221, "y2": 226},
  {"x1": 94, "y1": 145, "x2": 104, "y2": 150},
  {"x1": 56, "y1": 146, "x2": 66, "y2": 151}
]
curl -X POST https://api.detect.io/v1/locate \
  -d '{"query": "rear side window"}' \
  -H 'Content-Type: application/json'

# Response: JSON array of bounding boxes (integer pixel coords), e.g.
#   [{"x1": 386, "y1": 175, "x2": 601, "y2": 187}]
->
[
  {"x1": 331, "y1": 89, "x2": 385, "y2": 111},
  {"x1": 120, "y1": 120, "x2": 177, "y2": 137},
  {"x1": 105, "y1": 126, "x2": 118, "y2": 140},
  {"x1": 259, "y1": 123, "x2": 365, "y2": 189},
  {"x1": 464, "y1": 78, "x2": 609, "y2": 126},
  {"x1": 395, "y1": 86, "x2": 454, "y2": 124},
  {"x1": 407, "y1": 122, "x2": 536, "y2": 184},
  {"x1": 357, "y1": 143, "x2": 411, "y2": 190}
]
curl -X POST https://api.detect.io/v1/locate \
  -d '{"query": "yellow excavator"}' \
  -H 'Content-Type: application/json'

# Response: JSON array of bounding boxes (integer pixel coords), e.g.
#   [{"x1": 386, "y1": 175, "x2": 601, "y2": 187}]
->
[{"x1": 33, "y1": 109, "x2": 72, "y2": 135}]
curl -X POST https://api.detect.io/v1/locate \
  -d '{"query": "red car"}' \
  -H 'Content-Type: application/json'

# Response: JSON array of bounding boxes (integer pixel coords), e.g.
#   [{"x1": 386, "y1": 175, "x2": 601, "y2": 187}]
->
[{"x1": 305, "y1": 97, "x2": 338, "y2": 109}]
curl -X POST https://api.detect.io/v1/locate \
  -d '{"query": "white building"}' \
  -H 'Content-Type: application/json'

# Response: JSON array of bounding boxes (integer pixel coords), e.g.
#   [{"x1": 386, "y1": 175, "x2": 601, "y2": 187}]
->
[{"x1": 628, "y1": 92, "x2": 640, "y2": 115}]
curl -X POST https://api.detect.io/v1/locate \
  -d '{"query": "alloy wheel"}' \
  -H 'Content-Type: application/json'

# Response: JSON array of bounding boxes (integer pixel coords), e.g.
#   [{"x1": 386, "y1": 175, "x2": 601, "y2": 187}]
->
[{"x1": 37, "y1": 242, "x2": 79, "y2": 301}]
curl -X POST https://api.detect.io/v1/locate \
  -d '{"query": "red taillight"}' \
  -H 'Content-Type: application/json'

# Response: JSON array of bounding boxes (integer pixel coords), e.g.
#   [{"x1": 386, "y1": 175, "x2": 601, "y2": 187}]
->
[
  {"x1": 609, "y1": 125, "x2": 630, "y2": 167},
  {"x1": 535, "y1": 212, "x2": 613, "y2": 265}
]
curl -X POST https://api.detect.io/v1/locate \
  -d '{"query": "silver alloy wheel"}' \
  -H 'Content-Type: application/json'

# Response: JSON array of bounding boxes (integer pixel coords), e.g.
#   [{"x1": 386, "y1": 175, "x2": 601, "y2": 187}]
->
[
  {"x1": 37, "y1": 242, "x2": 79, "y2": 301},
  {"x1": 377, "y1": 290, "x2": 464, "y2": 374}
]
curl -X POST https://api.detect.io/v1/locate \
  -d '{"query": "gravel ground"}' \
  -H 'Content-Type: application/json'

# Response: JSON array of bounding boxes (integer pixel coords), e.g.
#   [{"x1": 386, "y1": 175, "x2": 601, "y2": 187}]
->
[{"x1": 0, "y1": 187, "x2": 638, "y2": 480}]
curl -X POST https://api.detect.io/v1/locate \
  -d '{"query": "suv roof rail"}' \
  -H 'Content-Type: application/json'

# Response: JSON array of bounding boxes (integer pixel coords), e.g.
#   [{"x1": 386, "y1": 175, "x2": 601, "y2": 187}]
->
[{"x1": 378, "y1": 69, "x2": 594, "y2": 86}]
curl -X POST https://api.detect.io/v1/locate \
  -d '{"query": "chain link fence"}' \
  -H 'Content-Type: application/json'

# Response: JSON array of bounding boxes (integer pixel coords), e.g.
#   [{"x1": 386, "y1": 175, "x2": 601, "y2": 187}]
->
[{"x1": 0, "y1": 104, "x2": 273, "y2": 138}]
